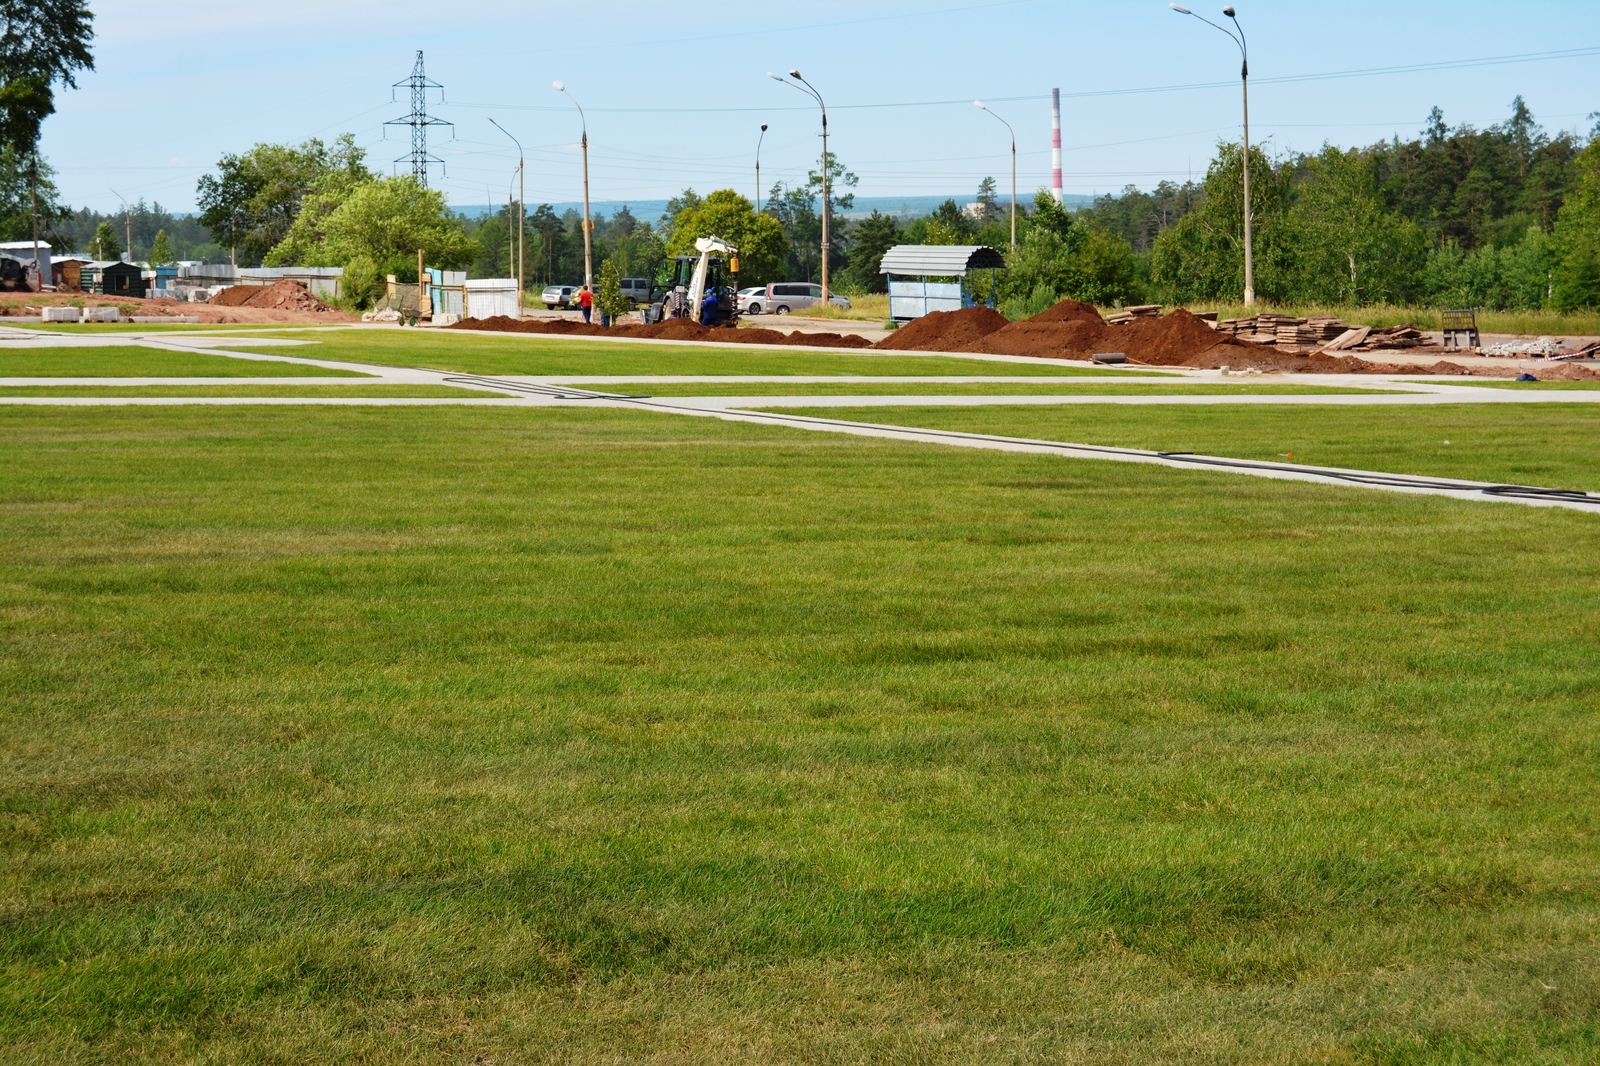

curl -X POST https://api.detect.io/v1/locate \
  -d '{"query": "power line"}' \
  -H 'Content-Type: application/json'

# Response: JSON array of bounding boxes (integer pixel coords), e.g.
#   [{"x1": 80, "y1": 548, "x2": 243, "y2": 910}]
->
[{"x1": 447, "y1": 44, "x2": 1600, "y2": 117}]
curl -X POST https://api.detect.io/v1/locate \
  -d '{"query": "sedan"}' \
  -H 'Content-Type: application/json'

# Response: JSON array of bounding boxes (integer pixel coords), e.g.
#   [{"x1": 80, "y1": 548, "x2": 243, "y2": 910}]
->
[
  {"x1": 736, "y1": 286, "x2": 766, "y2": 314},
  {"x1": 541, "y1": 284, "x2": 578, "y2": 309}
]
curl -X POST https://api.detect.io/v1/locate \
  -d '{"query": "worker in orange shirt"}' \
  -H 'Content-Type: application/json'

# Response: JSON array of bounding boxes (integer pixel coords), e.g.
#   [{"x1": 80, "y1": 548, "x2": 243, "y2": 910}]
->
[{"x1": 577, "y1": 284, "x2": 594, "y2": 324}]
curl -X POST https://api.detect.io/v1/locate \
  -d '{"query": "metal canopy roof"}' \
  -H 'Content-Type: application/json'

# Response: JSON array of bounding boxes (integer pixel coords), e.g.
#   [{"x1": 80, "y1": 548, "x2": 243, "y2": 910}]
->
[{"x1": 879, "y1": 244, "x2": 1006, "y2": 276}]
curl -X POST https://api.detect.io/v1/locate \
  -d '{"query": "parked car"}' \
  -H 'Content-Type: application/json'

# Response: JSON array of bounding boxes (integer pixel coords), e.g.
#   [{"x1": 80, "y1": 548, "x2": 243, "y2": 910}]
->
[
  {"x1": 541, "y1": 284, "x2": 578, "y2": 309},
  {"x1": 736, "y1": 286, "x2": 766, "y2": 314},
  {"x1": 619, "y1": 277, "x2": 652, "y2": 307},
  {"x1": 762, "y1": 282, "x2": 851, "y2": 314}
]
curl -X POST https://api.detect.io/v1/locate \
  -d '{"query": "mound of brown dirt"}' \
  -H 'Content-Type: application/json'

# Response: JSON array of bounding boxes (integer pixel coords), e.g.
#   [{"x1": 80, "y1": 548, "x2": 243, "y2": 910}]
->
[
  {"x1": 1029, "y1": 298, "x2": 1105, "y2": 325},
  {"x1": 1120, "y1": 309, "x2": 1238, "y2": 364},
  {"x1": 782, "y1": 331, "x2": 874, "y2": 349},
  {"x1": 874, "y1": 306, "x2": 1009, "y2": 351},
  {"x1": 209, "y1": 279, "x2": 340, "y2": 314},
  {"x1": 207, "y1": 285, "x2": 259, "y2": 307}
]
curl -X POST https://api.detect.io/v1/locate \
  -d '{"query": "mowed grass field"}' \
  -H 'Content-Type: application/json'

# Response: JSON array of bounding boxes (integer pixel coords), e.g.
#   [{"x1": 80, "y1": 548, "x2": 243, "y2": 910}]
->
[
  {"x1": 3, "y1": 337, "x2": 1600, "y2": 1063},
  {"x1": 766, "y1": 402, "x2": 1600, "y2": 493},
  {"x1": 0, "y1": 346, "x2": 373, "y2": 378},
  {"x1": 225, "y1": 328, "x2": 1149, "y2": 377}
]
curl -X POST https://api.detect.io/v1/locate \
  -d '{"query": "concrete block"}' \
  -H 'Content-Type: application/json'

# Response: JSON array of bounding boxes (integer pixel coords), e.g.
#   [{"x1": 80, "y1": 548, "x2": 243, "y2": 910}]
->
[
  {"x1": 42, "y1": 306, "x2": 81, "y2": 322},
  {"x1": 82, "y1": 306, "x2": 121, "y2": 322}
]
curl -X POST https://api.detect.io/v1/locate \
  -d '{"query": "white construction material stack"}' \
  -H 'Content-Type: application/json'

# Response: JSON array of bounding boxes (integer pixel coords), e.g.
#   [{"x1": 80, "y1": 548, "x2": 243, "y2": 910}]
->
[{"x1": 42, "y1": 306, "x2": 81, "y2": 322}]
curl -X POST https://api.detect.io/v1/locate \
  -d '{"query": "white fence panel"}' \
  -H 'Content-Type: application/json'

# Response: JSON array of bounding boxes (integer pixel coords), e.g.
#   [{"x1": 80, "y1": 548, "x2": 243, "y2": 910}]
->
[
  {"x1": 465, "y1": 279, "x2": 519, "y2": 320},
  {"x1": 888, "y1": 278, "x2": 963, "y2": 320}
]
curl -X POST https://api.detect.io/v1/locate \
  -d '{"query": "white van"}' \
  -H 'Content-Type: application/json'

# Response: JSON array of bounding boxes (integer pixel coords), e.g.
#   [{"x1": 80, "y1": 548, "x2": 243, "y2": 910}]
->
[{"x1": 760, "y1": 282, "x2": 851, "y2": 314}]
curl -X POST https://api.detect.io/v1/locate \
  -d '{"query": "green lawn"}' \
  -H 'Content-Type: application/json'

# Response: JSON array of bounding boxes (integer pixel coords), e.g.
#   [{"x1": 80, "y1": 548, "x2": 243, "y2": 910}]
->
[
  {"x1": 0, "y1": 346, "x2": 371, "y2": 378},
  {"x1": 0, "y1": 384, "x2": 502, "y2": 398},
  {"x1": 229, "y1": 328, "x2": 1141, "y2": 377},
  {"x1": 2, "y1": 405, "x2": 1598, "y2": 1063},
  {"x1": 764, "y1": 402, "x2": 1600, "y2": 492},
  {"x1": 586, "y1": 382, "x2": 1398, "y2": 397},
  {"x1": 1405, "y1": 379, "x2": 1600, "y2": 390}
]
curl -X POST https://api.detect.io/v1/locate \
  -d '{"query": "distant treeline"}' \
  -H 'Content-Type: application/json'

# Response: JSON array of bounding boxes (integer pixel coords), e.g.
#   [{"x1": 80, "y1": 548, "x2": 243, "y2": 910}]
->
[{"x1": 9, "y1": 96, "x2": 1597, "y2": 312}]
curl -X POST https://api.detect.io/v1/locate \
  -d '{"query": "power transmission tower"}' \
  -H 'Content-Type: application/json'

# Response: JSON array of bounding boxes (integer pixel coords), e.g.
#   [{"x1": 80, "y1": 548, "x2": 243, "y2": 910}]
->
[{"x1": 385, "y1": 50, "x2": 452, "y2": 186}]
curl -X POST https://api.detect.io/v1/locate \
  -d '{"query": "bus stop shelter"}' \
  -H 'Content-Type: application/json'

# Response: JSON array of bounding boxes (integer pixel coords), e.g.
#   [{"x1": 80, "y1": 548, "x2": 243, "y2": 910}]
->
[{"x1": 880, "y1": 244, "x2": 1006, "y2": 322}]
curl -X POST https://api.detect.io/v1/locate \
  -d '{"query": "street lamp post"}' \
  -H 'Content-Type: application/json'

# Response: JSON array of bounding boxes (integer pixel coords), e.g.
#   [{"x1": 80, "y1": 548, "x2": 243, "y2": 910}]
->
[
  {"x1": 974, "y1": 101, "x2": 1017, "y2": 257},
  {"x1": 756, "y1": 123, "x2": 768, "y2": 213},
  {"x1": 488, "y1": 118, "x2": 525, "y2": 314},
  {"x1": 553, "y1": 81, "x2": 593, "y2": 290},
  {"x1": 769, "y1": 70, "x2": 831, "y2": 305},
  {"x1": 1170, "y1": 3, "x2": 1253, "y2": 307}
]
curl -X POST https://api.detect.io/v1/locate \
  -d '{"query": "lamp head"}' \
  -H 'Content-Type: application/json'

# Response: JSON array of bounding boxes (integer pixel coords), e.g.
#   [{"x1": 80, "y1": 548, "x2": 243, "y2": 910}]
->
[
  {"x1": 974, "y1": 100, "x2": 986, "y2": 109},
  {"x1": 1169, "y1": 3, "x2": 1192, "y2": 11},
  {"x1": 761, "y1": 123, "x2": 768, "y2": 131},
  {"x1": 788, "y1": 69, "x2": 801, "y2": 79},
  {"x1": 552, "y1": 80, "x2": 564, "y2": 91},
  {"x1": 766, "y1": 71, "x2": 782, "y2": 81},
  {"x1": 1222, "y1": 5, "x2": 1235, "y2": 15}
]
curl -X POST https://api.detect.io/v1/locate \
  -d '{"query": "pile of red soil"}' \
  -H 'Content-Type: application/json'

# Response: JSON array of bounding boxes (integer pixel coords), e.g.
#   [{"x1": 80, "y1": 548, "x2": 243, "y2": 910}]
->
[
  {"x1": 449, "y1": 315, "x2": 872, "y2": 348},
  {"x1": 209, "y1": 279, "x2": 341, "y2": 314},
  {"x1": 972, "y1": 300, "x2": 1112, "y2": 357},
  {"x1": 872, "y1": 306, "x2": 1009, "y2": 351}
]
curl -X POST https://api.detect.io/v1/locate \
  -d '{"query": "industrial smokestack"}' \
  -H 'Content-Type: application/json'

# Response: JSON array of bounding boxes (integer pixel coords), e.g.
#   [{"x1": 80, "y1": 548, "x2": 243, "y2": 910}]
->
[{"x1": 1051, "y1": 88, "x2": 1063, "y2": 204}]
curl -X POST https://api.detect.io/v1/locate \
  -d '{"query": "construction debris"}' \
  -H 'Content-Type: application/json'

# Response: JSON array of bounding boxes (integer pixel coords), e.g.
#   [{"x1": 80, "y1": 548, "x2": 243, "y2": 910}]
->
[
  {"x1": 1103, "y1": 304, "x2": 1163, "y2": 325},
  {"x1": 1552, "y1": 341, "x2": 1600, "y2": 362},
  {"x1": 1482, "y1": 336, "x2": 1564, "y2": 357},
  {"x1": 1213, "y1": 314, "x2": 1426, "y2": 352}
]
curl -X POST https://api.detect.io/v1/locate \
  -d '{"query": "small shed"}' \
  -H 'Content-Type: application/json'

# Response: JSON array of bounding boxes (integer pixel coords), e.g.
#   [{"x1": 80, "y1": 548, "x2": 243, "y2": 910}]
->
[
  {"x1": 53, "y1": 254, "x2": 94, "y2": 292},
  {"x1": 879, "y1": 244, "x2": 1006, "y2": 322},
  {"x1": 82, "y1": 260, "x2": 147, "y2": 298}
]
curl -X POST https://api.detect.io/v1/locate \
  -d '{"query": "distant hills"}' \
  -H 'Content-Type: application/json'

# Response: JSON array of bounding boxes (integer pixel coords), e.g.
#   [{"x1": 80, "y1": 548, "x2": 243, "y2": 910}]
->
[{"x1": 452, "y1": 193, "x2": 1095, "y2": 222}]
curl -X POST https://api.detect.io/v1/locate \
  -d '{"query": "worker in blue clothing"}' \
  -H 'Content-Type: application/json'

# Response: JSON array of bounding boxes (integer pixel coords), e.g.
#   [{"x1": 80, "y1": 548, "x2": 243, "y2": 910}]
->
[{"x1": 699, "y1": 287, "x2": 719, "y2": 326}]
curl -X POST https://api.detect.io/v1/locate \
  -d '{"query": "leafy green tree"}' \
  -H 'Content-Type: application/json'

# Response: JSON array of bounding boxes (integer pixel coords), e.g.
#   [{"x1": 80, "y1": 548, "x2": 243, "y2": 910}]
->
[
  {"x1": 0, "y1": 145, "x2": 65, "y2": 243},
  {"x1": 148, "y1": 229, "x2": 174, "y2": 266},
  {"x1": 595, "y1": 259, "x2": 632, "y2": 322},
  {"x1": 197, "y1": 135, "x2": 369, "y2": 265},
  {"x1": 841, "y1": 210, "x2": 900, "y2": 293},
  {"x1": 1281, "y1": 146, "x2": 1426, "y2": 305},
  {"x1": 976, "y1": 177, "x2": 1000, "y2": 223},
  {"x1": 527, "y1": 204, "x2": 566, "y2": 285},
  {"x1": 0, "y1": 0, "x2": 93, "y2": 154},
  {"x1": 1552, "y1": 138, "x2": 1600, "y2": 310},
  {"x1": 764, "y1": 182, "x2": 820, "y2": 280},
  {"x1": 994, "y1": 190, "x2": 1141, "y2": 312},
  {"x1": 1150, "y1": 142, "x2": 1287, "y2": 303},
  {"x1": 268, "y1": 175, "x2": 476, "y2": 280},
  {"x1": 665, "y1": 188, "x2": 786, "y2": 286},
  {"x1": 91, "y1": 219, "x2": 119, "y2": 260},
  {"x1": 340, "y1": 255, "x2": 381, "y2": 310},
  {"x1": 904, "y1": 199, "x2": 976, "y2": 245}
]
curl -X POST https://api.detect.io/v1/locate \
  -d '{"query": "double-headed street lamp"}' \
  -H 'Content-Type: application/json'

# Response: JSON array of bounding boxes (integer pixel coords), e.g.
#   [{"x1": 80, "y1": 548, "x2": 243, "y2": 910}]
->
[
  {"x1": 488, "y1": 118, "x2": 524, "y2": 311},
  {"x1": 1170, "y1": 3, "x2": 1254, "y2": 307},
  {"x1": 768, "y1": 69, "x2": 831, "y2": 305},
  {"x1": 553, "y1": 80, "x2": 593, "y2": 290},
  {"x1": 974, "y1": 101, "x2": 1017, "y2": 257}
]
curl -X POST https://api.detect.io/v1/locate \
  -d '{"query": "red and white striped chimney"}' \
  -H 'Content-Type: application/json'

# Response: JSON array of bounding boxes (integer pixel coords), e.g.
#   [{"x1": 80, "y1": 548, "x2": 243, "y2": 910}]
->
[{"x1": 1051, "y1": 88, "x2": 1063, "y2": 204}]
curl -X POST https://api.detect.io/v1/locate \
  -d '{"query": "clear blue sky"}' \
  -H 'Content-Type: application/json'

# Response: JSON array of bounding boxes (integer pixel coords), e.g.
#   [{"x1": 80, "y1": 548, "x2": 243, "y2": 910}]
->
[{"x1": 48, "y1": 0, "x2": 1600, "y2": 215}]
